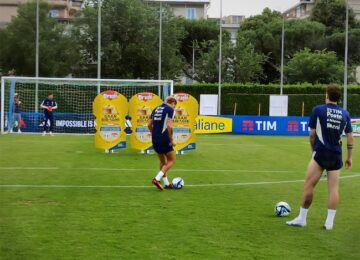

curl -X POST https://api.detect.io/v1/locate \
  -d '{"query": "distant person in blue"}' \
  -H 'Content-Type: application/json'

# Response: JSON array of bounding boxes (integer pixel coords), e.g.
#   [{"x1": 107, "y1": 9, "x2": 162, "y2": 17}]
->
[
  {"x1": 11, "y1": 93, "x2": 22, "y2": 133},
  {"x1": 287, "y1": 84, "x2": 354, "y2": 230},
  {"x1": 40, "y1": 92, "x2": 58, "y2": 136},
  {"x1": 148, "y1": 96, "x2": 177, "y2": 191}
]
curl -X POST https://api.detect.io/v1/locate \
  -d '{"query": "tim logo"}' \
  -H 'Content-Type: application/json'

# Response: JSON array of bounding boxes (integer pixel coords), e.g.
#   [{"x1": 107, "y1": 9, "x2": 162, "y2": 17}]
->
[
  {"x1": 242, "y1": 120, "x2": 254, "y2": 131},
  {"x1": 288, "y1": 121, "x2": 299, "y2": 131},
  {"x1": 103, "y1": 90, "x2": 118, "y2": 100},
  {"x1": 138, "y1": 93, "x2": 153, "y2": 101},
  {"x1": 174, "y1": 93, "x2": 189, "y2": 102}
]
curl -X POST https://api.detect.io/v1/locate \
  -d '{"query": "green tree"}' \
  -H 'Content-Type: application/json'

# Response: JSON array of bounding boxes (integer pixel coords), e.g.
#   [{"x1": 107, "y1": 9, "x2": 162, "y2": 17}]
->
[
  {"x1": 311, "y1": 0, "x2": 357, "y2": 35},
  {"x1": 193, "y1": 35, "x2": 263, "y2": 83},
  {"x1": 0, "y1": 1, "x2": 79, "y2": 77},
  {"x1": 284, "y1": 48, "x2": 343, "y2": 84},
  {"x1": 233, "y1": 36, "x2": 263, "y2": 83},
  {"x1": 193, "y1": 38, "x2": 234, "y2": 83},
  {"x1": 74, "y1": 0, "x2": 185, "y2": 79},
  {"x1": 238, "y1": 9, "x2": 282, "y2": 83},
  {"x1": 285, "y1": 19, "x2": 326, "y2": 56},
  {"x1": 238, "y1": 9, "x2": 326, "y2": 83},
  {"x1": 179, "y1": 19, "x2": 219, "y2": 79},
  {"x1": 327, "y1": 28, "x2": 360, "y2": 65}
]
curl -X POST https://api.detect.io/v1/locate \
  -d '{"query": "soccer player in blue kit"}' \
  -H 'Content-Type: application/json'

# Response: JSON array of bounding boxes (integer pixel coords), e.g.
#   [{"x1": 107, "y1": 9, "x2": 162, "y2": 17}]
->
[
  {"x1": 40, "y1": 92, "x2": 58, "y2": 136},
  {"x1": 287, "y1": 84, "x2": 354, "y2": 230},
  {"x1": 148, "y1": 96, "x2": 177, "y2": 191}
]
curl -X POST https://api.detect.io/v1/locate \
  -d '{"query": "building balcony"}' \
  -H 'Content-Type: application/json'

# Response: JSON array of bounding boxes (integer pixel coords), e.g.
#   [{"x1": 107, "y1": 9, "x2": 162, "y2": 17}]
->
[
  {"x1": 0, "y1": 0, "x2": 28, "y2": 6},
  {"x1": 48, "y1": 0, "x2": 68, "y2": 8}
]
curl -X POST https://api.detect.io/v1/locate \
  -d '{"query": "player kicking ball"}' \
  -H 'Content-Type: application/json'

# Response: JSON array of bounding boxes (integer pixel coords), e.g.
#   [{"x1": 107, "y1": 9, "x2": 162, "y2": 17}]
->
[
  {"x1": 40, "y1": 92, "x2": 58, "y2": 136},
  {"x1": 287, "y1": 84, "x2": 354, "y2": 230},
  {"x1": 148, "y1": 96, "x2": 177, "y2": 191}
]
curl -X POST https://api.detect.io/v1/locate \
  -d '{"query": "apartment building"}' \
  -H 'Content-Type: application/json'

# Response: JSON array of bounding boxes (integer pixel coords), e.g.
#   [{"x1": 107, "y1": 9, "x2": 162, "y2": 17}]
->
[{"x1": 0, "y1": 0, "x2": 83, "y2": 27}]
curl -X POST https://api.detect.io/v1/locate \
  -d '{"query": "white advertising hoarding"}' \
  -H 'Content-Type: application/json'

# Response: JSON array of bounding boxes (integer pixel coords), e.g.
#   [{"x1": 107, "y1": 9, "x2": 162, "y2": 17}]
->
[
  {"x1": 351, "y1": 119, "x2": 360, "y2": 137},
  {"x1": 269, "y1": 95, "x2": 288, "y2": 116},
  {"x1": 200, "y1": 95, "x2": 218, "y2": 115}
]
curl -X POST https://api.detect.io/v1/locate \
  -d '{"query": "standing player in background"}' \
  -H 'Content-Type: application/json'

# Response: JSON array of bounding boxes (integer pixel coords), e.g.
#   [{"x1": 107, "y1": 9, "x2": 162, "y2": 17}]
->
[
  {"x1": 148, "y1": 97, "x2": 177, "y2": 191},
  {"x1": 11, "y1": 93, "x2": 22, "y2": 133},
  {"x1": 40, "y1": 92, "x2": 58, "y2": 136},
  {"x1": 287, "y1": 84, "x2": 354, "y2": 230}
]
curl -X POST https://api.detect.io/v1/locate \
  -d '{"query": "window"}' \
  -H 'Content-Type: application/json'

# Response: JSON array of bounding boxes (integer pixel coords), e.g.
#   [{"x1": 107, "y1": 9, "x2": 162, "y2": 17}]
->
[
  {"x1": 186, "y1": 8, "x2": 196, "y2": 20},
  {"x1": 49, "y1": 9, "x2": 60, "y2": 18},
  {"x1": 231, "y1": 31, "x2": 237, "y2": 40}
]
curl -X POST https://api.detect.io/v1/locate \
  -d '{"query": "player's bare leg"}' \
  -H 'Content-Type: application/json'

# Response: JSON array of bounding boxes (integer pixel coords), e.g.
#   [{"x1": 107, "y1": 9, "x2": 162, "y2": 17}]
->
[
  {"x1": 161, "y1": 151, "x2": 176, "y2": 175},
  {"x1": 152, "y1": 153, "x2": 167, "y2": 191},
  {"x1": 287, "y1": 159, "x2": 323, "y2": 227},
  {"x1": 158, "y1": 153, "x2": 167, "y2": 170},
  {"x1": 324, "y1": 170, "x2": 340, "y2": 230},
  {"x1": 158, "y1": 153, "x2": 173, "y2": 188},
  {"x1": 162, "y1": 151, "x2": 176, "y2": 189}
]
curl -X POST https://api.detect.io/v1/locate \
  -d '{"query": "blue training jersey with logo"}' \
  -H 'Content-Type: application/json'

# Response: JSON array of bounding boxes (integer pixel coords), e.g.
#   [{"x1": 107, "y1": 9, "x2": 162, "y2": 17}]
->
[
  {"x1": 41, "y1": 99, "x2": 57, "y2": 113},
  {"x1": 14, "y1": 102, "x2": 21, "y2": 113},
  {"x1": 308, "y1": 103, "x2": 352, "y2": 154},
  {"x1": 150, "y1": 103, "x2": 175, "y2": 142}
]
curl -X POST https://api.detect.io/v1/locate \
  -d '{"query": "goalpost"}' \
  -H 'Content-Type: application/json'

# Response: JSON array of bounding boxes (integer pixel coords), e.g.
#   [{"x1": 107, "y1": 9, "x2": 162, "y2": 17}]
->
[{"x1": 1, "y1": 77, "x2": 173, "y2": 134}]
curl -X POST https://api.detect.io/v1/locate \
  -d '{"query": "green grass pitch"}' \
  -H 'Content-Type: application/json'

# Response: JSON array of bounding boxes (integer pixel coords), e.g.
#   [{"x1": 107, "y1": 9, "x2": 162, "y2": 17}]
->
[{"x1": 0, "y1": 134, "x2": 359, "y2": 259}]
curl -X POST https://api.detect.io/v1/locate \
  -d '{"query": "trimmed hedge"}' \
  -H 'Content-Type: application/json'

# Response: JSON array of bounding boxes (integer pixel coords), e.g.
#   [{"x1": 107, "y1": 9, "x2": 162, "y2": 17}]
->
[
  {"x1": 174, "y1": 84, "x2": 360, "y2": 116},
  {"x1": 4, "y1": 81, "x2": 360, "y2": 116}
]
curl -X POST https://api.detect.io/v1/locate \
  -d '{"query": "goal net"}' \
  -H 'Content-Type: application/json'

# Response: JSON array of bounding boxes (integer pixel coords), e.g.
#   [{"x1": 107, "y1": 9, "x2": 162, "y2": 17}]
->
[{"x1": 1, "y1": 77, "x2": 173, "y2": 134}]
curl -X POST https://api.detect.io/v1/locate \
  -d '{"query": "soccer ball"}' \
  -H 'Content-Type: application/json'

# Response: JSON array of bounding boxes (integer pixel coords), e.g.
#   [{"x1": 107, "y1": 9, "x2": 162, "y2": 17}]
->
[
  {"x1": 172, "y1": 177, "x2": 184, "y2": 189},
  {"x1": 275, "y1": 201, "x2": 291, "y2": 217}
]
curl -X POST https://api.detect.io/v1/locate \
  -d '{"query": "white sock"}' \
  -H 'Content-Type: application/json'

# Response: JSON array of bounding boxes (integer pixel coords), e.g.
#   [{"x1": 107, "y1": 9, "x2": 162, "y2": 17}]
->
[
  {"x1": 286, "y1": 207, "x2": 308, "y2": 226},
  {"x1": 155, "y1": 171, "x2": 164, "y2": 181},
  {"x1": 325, "y1": 209, "x2": 336, "y2": 228},
  {"x1": 298, "y1": 207, "x2": 308, "y2": 222},
  {"x1": 163, "y1": 177, "x2": 170, "y2": 186}
]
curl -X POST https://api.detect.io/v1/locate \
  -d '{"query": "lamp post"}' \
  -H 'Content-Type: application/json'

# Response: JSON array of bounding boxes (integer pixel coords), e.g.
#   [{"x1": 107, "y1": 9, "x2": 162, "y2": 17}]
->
[
  {"x1": 280, "y1": 17, "x2": 285, "y2": 95},
  {"x1": 343, "y1": 0, "x2": 349, "y2": 109},
  {"x1": 97, "y1": 0, "x2": 102, "y2": 94},
  {"x1": 192, "y1": 41, "x2": 196, "y2": 79},
  {"x1": 159, "y1": 1, "x2": 163, "y2": 82},
  {"x1": 218, "y1": 0, "x2": 223, "y2": 115},
  {"x1": 35, "y1": 0, "x2": 39, "y2": 112}
]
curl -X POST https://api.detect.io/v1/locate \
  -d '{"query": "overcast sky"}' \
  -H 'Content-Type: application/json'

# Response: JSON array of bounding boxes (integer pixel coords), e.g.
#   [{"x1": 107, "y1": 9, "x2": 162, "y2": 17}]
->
[{"x1": 208, "y1": 0, "x2": 299, "y2": 18}]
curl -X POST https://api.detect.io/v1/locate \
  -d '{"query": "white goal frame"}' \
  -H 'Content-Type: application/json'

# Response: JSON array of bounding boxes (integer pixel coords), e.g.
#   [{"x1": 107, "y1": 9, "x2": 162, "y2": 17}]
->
[{"x1": 1, "y1": 76, "x2": 174, "y2": 134}]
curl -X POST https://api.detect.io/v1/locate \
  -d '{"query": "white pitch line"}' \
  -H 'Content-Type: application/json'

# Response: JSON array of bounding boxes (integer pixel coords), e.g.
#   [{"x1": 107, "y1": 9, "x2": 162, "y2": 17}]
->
[
  {"x1": 201, "y1": 143, "x2": 306, "y2": 147},
  {"x1": 77, "y1": 168, "x2": 295, "y2": 173},
  {"x1": 0, "y1": 167, "x2": 294, "y2": 173},
  {"x1": 0, "y1": 174, "x2": 359, "y2": 189},
  {"x1": 0, "y1": 167, "x2": 59, "y2": 170},
  {"x1": 0, "y1": 184, "x2": 151, "y2": 189}
]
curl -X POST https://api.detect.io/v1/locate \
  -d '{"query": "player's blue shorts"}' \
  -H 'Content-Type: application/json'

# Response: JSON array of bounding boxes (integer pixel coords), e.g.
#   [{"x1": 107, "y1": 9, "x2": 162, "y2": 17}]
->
[
  {"x1": 152, "y1": 137, "x2": 174, "y2": 154},
  {"x1": 313, "y1": 149, "x2": 343, "y2": 171}
]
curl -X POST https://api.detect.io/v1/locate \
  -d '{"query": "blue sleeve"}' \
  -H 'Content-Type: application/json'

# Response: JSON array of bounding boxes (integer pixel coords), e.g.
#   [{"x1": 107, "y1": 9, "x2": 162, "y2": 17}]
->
[
  {"x1": 308, "y1": 107, "x2": 317, "y2": 129},
  {"x1": 344, "y1": 113, "x2": 353, "y2": 134},
  {"x1": 167, "y1": 107, "x2": 174, "y2": 119},
  {"x1": 150, "y1": 109, "x2": 155, "y2": 120}
]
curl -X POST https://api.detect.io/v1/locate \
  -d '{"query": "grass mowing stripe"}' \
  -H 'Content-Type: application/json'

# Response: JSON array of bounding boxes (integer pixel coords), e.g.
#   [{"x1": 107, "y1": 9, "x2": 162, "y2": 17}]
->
[
  {"x1": 0, "y1": 135, "x2": 358, "y2": 259},
  {"x1": 1, "y1": 174, "x2": 359, "y2": 189},
  {"x1": 0, "y1": 167, "x2": 295, "y2": 173}
]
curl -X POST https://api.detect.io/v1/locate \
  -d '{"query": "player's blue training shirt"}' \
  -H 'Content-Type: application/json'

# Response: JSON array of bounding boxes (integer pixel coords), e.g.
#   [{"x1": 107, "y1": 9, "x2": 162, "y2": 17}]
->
[
  {"x1": 14, "y1": 102, "x2": 21, "y2": 113},
  {"x1": 150, "y1": 103, "x2": 174, "y2": 142},
  {"x1": 308, "y1": 103, "x2": 352, "y2": 154},
  {"x1": 41, "y1": 98, "x2": 57, "y2": 113}
]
